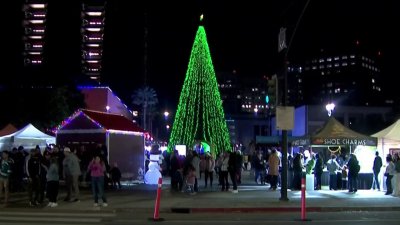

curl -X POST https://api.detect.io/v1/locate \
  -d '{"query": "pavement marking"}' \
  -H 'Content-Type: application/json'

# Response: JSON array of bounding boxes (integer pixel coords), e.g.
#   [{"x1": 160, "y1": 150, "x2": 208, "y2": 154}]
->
[
  {"x1": 0, "y1": 211, "x2": 116, "y2": 217},
  {"x1": 0, "y1": 216, "x2": 101, "y2": 223}
]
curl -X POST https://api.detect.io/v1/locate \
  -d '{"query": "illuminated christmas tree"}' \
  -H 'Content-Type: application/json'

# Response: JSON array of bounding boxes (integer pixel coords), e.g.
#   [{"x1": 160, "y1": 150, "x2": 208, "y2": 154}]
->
[{"x1": 168, "y1": 22, "x2": 231, "y2": 155}]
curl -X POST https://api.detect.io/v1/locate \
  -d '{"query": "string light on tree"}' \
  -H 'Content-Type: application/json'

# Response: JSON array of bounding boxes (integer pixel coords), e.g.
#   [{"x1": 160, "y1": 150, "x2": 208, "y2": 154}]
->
[{"x1": 168, "y1": 23, "x2": 231, "y2": 155}]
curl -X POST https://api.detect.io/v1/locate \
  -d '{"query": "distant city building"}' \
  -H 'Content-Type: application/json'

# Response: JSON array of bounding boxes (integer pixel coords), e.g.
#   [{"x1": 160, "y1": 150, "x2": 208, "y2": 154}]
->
[
  {"x1": 218, "y1": 70, "x2": 270, "y2": 115},
  {"x1": 81, "y1": 0, "x2": 106, "y2": 82},
  {"x1": 22, "y1": 1, "x2": 48, "y2": 65},
  {"x1": 288, "y1": 48, "x2": 384, "y2": 106}
]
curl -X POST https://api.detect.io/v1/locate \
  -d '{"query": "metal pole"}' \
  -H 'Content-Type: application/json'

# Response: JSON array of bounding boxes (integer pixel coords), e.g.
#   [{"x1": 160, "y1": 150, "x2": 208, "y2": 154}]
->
[
  {"x1": 280, "y1": 56, "x2": 289, "y2": 201},
  {"x1": 280, "y1": 0, "x2": 311, "y2": 202}
]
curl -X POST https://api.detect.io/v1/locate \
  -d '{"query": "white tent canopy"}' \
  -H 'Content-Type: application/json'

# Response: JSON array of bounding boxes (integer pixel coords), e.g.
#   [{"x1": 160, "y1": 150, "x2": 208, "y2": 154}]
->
[
  {"x1": 372, "y1": 119, "x2": 400, "y2": 157},
  {"x1": 0, "y1": 124, "x2": 55, "y2": 151}
]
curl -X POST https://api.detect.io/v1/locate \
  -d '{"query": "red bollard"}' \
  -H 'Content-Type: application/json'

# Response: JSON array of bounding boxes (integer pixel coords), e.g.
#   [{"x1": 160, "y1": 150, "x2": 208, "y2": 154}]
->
[
  {"x1": 301, "y1": 174, "x2": 306, "y2": 221},
  {"x1": 152, "y1": 177, "x2": 164, "y2": 221}
]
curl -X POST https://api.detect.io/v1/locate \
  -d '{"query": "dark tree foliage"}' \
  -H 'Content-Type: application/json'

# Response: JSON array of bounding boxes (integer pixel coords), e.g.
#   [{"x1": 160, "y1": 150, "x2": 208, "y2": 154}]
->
[{"x1": 0, "y1": 86, "x2": 85, "y2": 131}]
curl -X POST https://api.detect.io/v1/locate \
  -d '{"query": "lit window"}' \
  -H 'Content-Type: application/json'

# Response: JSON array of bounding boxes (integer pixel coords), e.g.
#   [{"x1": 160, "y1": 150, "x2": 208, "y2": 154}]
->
[
  {"x1": 327, "y1": 58, "x2": 332, "y2": 62},
  {"x1": 33, "y1": 14, "x2": 46, "y2": 18},
  {"x1": 87, "y1": 44, "x2": 100, "y2": 47},
  {"x1": 327, "y1": 64, "x2": 332, "y2": 68},
  {"x1": 321, "y1": 71, "x2": 325, "y2": 75},
  {"x1": 334, "y1": 56, "x2": 339, "y2": 60},
  {"x1": 312, "y1": 66, "x2": 317, "y2": 70},
  {"x1": 86, "y1": 28, "x2": 101, "y2": 32},
  {"x1": 87, "y1": 60, "x2": 99, "y2": 63},
  {"x1": 29, "y1": 36, "x2": 43, "y2": 39},
  {"x1": 237, "y1": 95, "x2": 241, "y2": 99},
  {"x1": 33, "y1": 29, "x2": 45, "y2": 33},
  {"x1": 32, "y1": 44, "x2": 43, "y2": 48},
  {"x1": 351, "y1": 62, "x2": 356, "y2": 65},
  {"x1": 89, "y1": 22, "x2": 103, "y2": 25},
  {"x1": 87, "y1": 12, "x2": 103, "y2": 16},
  {"x1": 319, "y1": 59, "x2": 325, "y2": 63},
  {"x1": 350, "y1": 55, "x2": 355, "y2": 59},
  {"x1": 28, "y1": 52, "x2": 41, "y2": 55},
  {"x1": 319, "y1": 65, "x2": 325, "y2": 69},
  {"x1": 334, "y1": 63, "x2": 339, "y2": 67},
  {"x1": 298, "y1": 79, "x2": 302, "y2": 83},
  {"x1": 342, "y1": 62, "x2": 348, "y2": 66},
  {"x1": 30, "y1": 4, "x2": 46, "y2": 9},
  {"x1": 88, "y1": 52, "x2": 100, "y2": 56},
  {"x1": 30, "y1": 20, "x2": 44, "y2": 24},
  {"x1": 342, "y1": 56, "x2": 348, "y2": 59},
  {"x1": 372, "y1": 79, "x2": 375, "y2": 83}
]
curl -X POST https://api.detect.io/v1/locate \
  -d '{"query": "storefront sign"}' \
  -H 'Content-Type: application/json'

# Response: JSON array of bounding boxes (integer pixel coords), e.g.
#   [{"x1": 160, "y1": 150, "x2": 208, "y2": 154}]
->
[{"x1": 312, "y1": 137, "x2": 376, "y2": 146}]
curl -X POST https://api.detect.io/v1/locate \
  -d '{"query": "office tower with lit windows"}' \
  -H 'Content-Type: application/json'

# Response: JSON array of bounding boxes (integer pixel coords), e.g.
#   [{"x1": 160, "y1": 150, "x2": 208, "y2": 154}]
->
[
  {"x1": 288, "y1": 46, "x2": 385, "y2": 107},
  {"x1": 22, "y1": 1, "x2": 47, "y2": 65},
  {"x1": 81, "y1": 0, "x2": 106, "y2": 82}
]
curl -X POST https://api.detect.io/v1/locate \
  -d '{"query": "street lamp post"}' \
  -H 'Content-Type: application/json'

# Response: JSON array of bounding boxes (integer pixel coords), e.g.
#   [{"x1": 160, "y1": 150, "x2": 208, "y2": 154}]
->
[{"x1": 279, "y1": 0, "x2": 311, "y2": 202}]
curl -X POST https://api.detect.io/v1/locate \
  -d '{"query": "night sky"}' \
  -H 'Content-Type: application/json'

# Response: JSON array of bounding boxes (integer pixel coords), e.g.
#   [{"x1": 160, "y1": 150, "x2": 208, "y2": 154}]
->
[{"x1": 3, "y1": 0, "x2": 400, "y2": 111}]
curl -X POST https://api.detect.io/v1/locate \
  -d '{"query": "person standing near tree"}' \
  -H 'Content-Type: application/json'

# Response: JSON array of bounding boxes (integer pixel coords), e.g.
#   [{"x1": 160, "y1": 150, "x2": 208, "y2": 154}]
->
[{"x1": 371, "y1": 151, "x2": 383, "y2": 191}]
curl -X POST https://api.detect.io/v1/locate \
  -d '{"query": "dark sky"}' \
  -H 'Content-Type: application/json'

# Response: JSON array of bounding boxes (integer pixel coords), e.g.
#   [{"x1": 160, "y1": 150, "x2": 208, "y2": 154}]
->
[{"x1": 3, "y1": 0, "x2": 400, "y2": 111}]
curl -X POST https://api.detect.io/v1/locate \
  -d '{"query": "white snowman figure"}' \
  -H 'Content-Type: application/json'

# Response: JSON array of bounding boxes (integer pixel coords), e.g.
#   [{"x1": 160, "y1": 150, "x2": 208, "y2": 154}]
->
[{"x1": 144, "y1": 144, "x2": 162, "y2": 184}]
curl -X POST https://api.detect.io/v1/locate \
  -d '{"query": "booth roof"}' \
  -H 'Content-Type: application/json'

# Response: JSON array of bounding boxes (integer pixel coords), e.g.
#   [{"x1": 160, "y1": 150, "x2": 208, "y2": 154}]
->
[{"x1": 82, "y1": 109, "x2": 144, "y2": 133}]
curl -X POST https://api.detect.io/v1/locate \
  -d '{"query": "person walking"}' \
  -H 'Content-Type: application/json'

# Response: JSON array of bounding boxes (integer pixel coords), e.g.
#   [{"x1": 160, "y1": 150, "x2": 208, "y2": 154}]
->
[
  {"x1": 0, "y1": 151, "x2": 12, "y2": 205},
  {"x1": 88, "y1": 156, "x2": 108, "y2": 207},
  {"x1": 347, "y1": 154, "x2": 360, "y2": 193},
  {"x1": 327, "y1": 155, "x2": 340, "y2": 190},
  {"x1": 371, "y1": 151, "x2": 383, "y2": 191},
  {"x1": 62, "y1": 147, "x2": 81, "y2": 202},
  {"x1": 267, "y1": 149, "x2": 280, "y2": 190},
  {"x1": 46, "y1": 157, "x2": 59, "y2": 207},
  {"x1": 384, "y1": 155, "x2": 395, "y2": 195}
]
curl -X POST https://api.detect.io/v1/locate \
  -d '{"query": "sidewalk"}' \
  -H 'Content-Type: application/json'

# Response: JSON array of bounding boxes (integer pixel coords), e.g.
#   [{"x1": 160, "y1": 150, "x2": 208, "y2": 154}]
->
[{"x1": 3, "y1": 181, "x2": 400, "y2": 213}]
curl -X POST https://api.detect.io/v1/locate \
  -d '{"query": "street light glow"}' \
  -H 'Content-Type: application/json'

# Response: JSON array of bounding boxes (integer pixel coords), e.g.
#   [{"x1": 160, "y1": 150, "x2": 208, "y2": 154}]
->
[
  {"x1": 164, "y1": 111, "x2": 169, "y2": 117},
  {"x1": 325, "y1": 103, "x2": 335, "y2": 117}
]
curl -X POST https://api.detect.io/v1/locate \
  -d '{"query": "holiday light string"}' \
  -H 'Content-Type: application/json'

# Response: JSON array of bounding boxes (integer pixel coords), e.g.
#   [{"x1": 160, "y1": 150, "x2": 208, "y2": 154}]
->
[
  {"x1": 328, "y1": 146, "x2": 341, "y2": 154},
  {"x1": 168, "y1": 25, "x2": 231, "y2": 155}
]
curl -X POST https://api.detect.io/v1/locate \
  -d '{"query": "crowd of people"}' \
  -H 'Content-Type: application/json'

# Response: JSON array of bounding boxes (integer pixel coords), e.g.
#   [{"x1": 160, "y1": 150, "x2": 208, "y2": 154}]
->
[
  {"x1": 0, "y1": 144, "x2": 122, "y2": 207},
  {"x1": 166, "y1": 149, "x2": 244, "y2": 195}
]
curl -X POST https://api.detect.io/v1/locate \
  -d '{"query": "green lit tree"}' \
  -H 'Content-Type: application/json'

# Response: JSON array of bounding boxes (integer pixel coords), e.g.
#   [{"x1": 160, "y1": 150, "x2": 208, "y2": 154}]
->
[{"x1": 168, "y1": 24, "x2": 231, "y2": 155}]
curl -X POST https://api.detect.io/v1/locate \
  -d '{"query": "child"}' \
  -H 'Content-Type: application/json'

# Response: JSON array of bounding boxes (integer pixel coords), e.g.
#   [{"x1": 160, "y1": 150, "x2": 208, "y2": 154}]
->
[
  {"x1": 186, "y1": 165, "x2": 196, "y2": 195},
  {"x1": 46, "y1": 157, "x2": 59, "y2": 207},
  {"x1": 341, "y1": 165, "x2": 348, "y2": 190},
  {"x1": 110, "y1": 163, "x2": 122, "y2": 189}
]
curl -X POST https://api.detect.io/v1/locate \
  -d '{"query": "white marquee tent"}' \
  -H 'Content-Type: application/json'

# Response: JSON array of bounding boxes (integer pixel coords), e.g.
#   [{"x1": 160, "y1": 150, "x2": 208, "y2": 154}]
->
[
  {"x1": 0, "y1": 124, "x2": 55, "y2": 151},
  {"x1": 372, "y1": 119, "x2": 400, "y2": 157}
]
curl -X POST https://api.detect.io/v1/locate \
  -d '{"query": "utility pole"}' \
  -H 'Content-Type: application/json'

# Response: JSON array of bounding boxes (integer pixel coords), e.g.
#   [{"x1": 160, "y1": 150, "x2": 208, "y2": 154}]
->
[{"x1": 279, "y1": 0, "x2": 311, "y2": 202}]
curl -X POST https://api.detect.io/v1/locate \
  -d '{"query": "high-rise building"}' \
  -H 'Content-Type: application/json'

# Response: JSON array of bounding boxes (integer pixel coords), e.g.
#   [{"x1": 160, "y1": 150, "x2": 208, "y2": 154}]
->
[
  {"x1": 22, "y1": 1, "x2": 47, "y2": 66},
  {"x1": 288, "y1": 47, "x2": 384, "y2": 107},
  {"x1": 81, "y1": 1, "x2": 106, "y2": 82},
  {"x1": 218, "y1": 70, "x2": 270, "y2": 115}
]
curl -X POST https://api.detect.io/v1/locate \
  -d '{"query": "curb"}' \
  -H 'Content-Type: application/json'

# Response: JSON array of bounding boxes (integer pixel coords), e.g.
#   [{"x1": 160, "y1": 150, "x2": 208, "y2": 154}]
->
[{"x1": 181, "y1": 206, "x2": 400, "y2": 213}]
